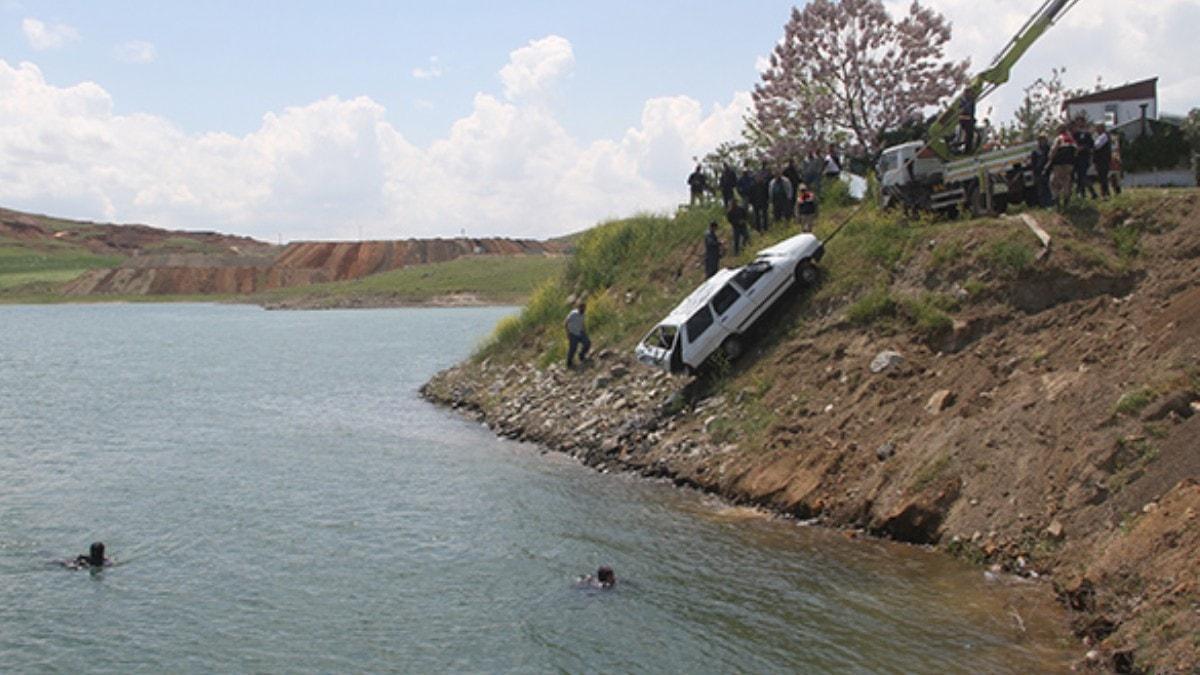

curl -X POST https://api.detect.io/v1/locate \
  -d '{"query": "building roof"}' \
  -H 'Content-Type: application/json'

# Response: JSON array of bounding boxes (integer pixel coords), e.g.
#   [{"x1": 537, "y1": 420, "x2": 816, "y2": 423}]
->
[{"x1": 1063, "y1": 78, "x2": 1157, "y2": 107}]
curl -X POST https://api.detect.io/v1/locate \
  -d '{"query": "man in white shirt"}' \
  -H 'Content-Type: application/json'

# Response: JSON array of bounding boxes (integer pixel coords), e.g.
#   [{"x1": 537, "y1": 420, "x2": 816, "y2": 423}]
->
[{"x1": 565, "y1": 302, "x2": 590, "y2": 369}]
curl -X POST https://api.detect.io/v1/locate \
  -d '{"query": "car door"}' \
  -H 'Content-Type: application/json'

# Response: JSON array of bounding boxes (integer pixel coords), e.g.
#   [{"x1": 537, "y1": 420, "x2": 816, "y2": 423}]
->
[{"x1": 709, "y1": 281, "x2": 747, "y2": 333}]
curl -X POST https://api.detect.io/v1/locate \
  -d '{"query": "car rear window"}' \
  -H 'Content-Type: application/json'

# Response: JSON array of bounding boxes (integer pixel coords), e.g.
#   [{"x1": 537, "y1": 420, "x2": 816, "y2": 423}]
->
[
  {"x1": 711, "y1": 284, "x2": 740, "y2": 316},
  {"x1": 734, "y1": 261, "x2": 771, "y2": 290},
  {"x1": 685, "y1": 306, "x2": 714, "y2": 342}
]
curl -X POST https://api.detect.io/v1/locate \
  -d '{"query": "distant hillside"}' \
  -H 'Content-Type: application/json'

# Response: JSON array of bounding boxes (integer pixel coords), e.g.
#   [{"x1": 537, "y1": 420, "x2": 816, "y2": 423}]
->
[{"x1": 0, "y1": 207, "x2": 567, "y2": 304}]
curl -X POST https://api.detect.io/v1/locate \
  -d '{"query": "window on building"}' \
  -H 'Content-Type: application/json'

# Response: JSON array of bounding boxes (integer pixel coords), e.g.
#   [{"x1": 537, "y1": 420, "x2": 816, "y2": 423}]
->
[{"x1": 1104, "y1": 104, "x2": 1118, "y2": 126}]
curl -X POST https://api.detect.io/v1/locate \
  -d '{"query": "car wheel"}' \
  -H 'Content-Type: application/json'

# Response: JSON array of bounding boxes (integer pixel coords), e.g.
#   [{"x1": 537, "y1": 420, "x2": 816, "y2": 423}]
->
[
  {"x1": 721, "y1": 336, "x2": 743, "y2": 361},
  {"x1": 795, "y1": 261, "x2": 819, "y2": 286}
]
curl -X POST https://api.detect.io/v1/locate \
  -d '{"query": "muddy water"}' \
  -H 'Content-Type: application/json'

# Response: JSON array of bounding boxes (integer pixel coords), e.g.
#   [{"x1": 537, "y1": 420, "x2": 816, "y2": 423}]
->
[{"x1": 0, "y1": 304, "x2": 1074, "y2": 672}]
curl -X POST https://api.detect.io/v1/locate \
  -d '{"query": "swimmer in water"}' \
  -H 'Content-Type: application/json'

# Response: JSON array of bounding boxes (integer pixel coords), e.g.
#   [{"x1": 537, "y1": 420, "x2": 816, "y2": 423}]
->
[
  {"x1": 65, "y1": 542, "x2": 112, "y2": 569},
  {"x1": 576, "y1": 565, "x2": 616, "y2": 589}
]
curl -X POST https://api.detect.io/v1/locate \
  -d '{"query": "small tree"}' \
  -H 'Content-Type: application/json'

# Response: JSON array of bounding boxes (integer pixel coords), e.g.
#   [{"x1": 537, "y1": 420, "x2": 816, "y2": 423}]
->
[
  {"x1": 1000, "y1": 67, "x2": 1100, "y2": 142},
  {"x1": 751, "y1": 0, "x2": 968, "y2": 159},
  {"x1": 1183, "y1": 108, "x2": 1200, "y2": 183}
]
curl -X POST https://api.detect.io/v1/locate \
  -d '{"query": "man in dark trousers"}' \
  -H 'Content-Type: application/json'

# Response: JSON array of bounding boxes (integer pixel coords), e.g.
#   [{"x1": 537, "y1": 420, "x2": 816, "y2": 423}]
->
[
  {"x1": 727, "y1": 198, "x2": 750, "y2": 255},
  {"x1": 718, "y1": 163, "x2": 738, "y2": 208},
  {"x1": 1092, "y1": 123, "x2": 1112, "y2": 199},
  {"x1": 1030, "y1": 136, "x2": 1054, "y2": 207},
  {"x1": 1073, "y1": 120, "x2": 1098, "y2": 199},
  {"x1": 704, "y1": 222, "x2": 723, "y2": 278},
  {"x1": 958, "y1": 89, "x2": 977, "y2": 153},
  {"x1": 752, "y1": 163, "x2": 771, "y2": 233},
  {"x1": 687, "y1": 164, "x2": 708, "y2": 205},
  {"x1": 564, "y1": 302, "x2": 590, "y2": 369}
]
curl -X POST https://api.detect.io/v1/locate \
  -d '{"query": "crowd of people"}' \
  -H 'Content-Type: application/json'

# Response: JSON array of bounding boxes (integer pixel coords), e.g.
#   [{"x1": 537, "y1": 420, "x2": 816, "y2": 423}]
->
[
  {"x1": 686, "y1": 145, "x2": 842, "y2": 277},
  {"x1": 1033, "y1": 117, "x2": 1123, "y2": 209}
]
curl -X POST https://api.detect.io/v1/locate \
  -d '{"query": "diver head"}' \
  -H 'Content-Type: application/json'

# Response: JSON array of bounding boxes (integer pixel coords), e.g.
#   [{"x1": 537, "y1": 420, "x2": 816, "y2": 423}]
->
[
  {"x1": 597, "y1": 565, "x2": 615, "y2": 587},
  {"x1": 88, "y1": 542, "x2": 105, "y2": 567}
]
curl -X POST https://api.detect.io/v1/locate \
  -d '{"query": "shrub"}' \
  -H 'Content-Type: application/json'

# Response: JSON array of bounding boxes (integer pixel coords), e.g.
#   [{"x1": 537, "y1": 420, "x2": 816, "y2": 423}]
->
[
  {"x1": 1113, "y1": 387, "x2": 1154, "y2": 417},
  {"x1": 981, "y1": 237, "x2": 1035, "y2": 275},
  {"x1": 847, "y1": 287, "x2": 897, "y2": 324}
]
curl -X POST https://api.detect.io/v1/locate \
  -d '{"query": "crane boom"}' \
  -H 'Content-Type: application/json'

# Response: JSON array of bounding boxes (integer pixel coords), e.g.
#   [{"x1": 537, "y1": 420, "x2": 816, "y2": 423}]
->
[{"x1": 926, "y1": 0, "x2": 1080, "y2": 160}]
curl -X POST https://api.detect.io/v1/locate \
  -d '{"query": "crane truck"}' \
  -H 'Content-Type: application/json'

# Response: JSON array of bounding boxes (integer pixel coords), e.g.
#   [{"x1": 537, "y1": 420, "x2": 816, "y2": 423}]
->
[{"x1": 878, "y1": 0, "x2": 1080, "y2": 217}]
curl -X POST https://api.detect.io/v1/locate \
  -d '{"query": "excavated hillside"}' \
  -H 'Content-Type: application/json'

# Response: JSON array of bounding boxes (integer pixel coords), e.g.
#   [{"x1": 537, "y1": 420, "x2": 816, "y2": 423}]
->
[
  {"x1": 423, "y1": 191, "x2": 1200, "y2": 672},
  {"x1": 62, "y1": 238, "x2": 566, "y2": 296},
  {"x1": 0, "y1": 207, "x2": 273, "y2": 256}
]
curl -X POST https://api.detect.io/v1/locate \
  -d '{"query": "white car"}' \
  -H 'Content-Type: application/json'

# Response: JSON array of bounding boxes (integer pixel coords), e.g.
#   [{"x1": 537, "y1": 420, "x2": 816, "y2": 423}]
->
[{"x1": 635, "y1": 232, "x2": 824, "y2": 374}]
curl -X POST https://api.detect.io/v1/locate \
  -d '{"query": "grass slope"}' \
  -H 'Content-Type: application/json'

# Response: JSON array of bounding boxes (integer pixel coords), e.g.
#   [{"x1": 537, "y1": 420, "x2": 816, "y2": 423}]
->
[
  {"x1": 248, "y1": 254, "x2": 566, "y2": 308},
  {"x1": 0, "y1": 240, "x2": 122, "y2": 295},
  {"x1": 476, "y1": 188, "x2": 1166, "y2": 369}
]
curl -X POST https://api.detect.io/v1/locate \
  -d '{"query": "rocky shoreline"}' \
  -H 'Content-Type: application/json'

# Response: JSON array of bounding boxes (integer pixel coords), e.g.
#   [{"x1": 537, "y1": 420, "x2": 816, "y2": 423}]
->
[{"x1": 421, "y1": 194, "x2": 1200, "y2": 672}]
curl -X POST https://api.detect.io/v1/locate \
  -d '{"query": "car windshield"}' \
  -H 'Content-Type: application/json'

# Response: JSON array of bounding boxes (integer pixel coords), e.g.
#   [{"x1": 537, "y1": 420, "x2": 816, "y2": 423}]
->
[
  {"x1": 646, "y1": 324, "x2": 677, "y2": 350},
  {"x1": 878, "y1": 152, "x2": 899, "y2": 174},
  {"x1": 733, "y1": 261, "x2": 771, "y2": 290}
]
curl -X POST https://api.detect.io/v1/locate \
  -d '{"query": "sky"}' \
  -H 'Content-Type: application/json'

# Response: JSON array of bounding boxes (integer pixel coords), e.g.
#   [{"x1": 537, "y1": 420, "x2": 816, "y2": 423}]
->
[{"x1": 2, "y1": 0, "x2": 1197, "y2": 242}]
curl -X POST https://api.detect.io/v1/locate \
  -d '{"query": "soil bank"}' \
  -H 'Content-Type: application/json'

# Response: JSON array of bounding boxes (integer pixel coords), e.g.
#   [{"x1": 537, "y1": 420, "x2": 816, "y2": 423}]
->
[{"x1": 423, "y1": 191, "x2": 1200, "y2": 673}]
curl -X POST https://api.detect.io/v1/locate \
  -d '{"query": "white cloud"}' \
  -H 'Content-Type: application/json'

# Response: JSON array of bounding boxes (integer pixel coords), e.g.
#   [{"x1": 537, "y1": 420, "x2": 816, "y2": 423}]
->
[
  {"x1": 21, "y1": 17, "x2": 79, "y2": 50},
  {"x1": 499, "y1": 34, "x2": 574, "y2": 101},
  {"x1": 113, "y1": 40, "x2": 156, "y2": 64},
  {"x1": 884, "y1": 0, "x2": 1200, "y2": 121},
  {"x1": 754, "y1": 55, "x2": 770, "y2": 75},
  {"x1": 411, "y1": 56, "x2": 442, "y2": 80},
  {"x1": 0, "y1": 43, "x2": 752, "y2": 242}
]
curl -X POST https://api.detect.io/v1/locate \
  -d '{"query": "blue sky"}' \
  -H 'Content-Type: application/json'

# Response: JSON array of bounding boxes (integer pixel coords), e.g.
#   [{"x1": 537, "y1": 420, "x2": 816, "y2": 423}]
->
[
  {"x1": 5, "y1": 1, "x2": 792, "y2": 145},
  {"x1": 2, "y1": 0, "x2": 1196, "y2": 241}
]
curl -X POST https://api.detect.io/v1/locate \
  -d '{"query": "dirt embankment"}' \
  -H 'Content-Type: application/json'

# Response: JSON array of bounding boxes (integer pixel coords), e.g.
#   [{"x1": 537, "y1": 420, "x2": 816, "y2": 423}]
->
[
  {"x1": 62, "y1": 238, "x2": 566, "y2": 296},
  {"x1": 0, "y1": 207, "x2": 274, "y2": 256},
  {"x1": 422, "y1": 194, "x2": 1200, "y2": 672}
]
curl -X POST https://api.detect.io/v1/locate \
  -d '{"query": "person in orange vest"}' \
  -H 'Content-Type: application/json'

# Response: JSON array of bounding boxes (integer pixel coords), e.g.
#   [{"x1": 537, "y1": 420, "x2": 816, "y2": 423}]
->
[
  {"x1": 795, "y1": 183, "x2": 817, "y2": 232},
  {"x1": 1044, "y1": 124, "x2": 1077, "y2": 210}
]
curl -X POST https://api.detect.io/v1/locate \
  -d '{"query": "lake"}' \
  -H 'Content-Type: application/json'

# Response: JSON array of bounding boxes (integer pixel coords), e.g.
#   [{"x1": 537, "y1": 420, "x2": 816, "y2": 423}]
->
[{"x1": 0, "y1": 303, "x2": 1073, "y2": 672}]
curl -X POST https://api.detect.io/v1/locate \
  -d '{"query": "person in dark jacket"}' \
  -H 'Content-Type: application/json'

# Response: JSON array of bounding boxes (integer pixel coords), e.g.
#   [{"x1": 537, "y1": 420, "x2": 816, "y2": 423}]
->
[
  {"x1": 718, "y1": 163, "x2": 738, "y2": 208},
  {"x1": 1092, "y1": 123, "x2": 1112, "y2": 199},
  {"x1": 958, "y1": 89, "x2": 977, "y2": 153},
  {"x1": 727, "y1": 198, "x2": 751, "y2": 255},
  {"x1": 687, "y1": 164, "x2": 708, "y2": 205},
  {"x1": 1073, "y1": 122, "x2": 1098, "y2": 199},
  {"x1": 783, "y1": 160, "x2": 801, "y2": 195},
  {"x1": 751, "y1": 164, "x2": 771, "y2": 233},
  {"x1": 704, "y1": 221, "x2": 723, "y2": 278},
  {"x1": 736, "y1": 169, "x2": 755, "y2": 207},
  {"x1": 769, "y1": 171, "x2": 793, "y2": 226},
  {"x1": 1030, "y1": 136, "x2": 1054, "y2": 208},
  {"x1": 1046, "y1": 125, "x2": 1077, "y2": 209}
]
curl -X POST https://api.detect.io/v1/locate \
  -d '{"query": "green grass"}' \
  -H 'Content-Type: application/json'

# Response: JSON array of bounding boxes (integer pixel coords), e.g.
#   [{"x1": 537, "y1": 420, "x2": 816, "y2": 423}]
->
[
  {"x1": 1114, "y1": 387, "x2": 1155, "y2": 417},
  {"x1": 252, "y1": 254, "x2": 566, "y2": 309},
  {"x1": 0, "y1": 244, "x2": 122, "y2": 297},
  {"x1": 847, "y1": 287, "x2": 897, "y2": 325},
  {"x1": 142, "y1": 237, "x2": 229, "y2": 255},
  {"x1": 0, "y1": 245, "x2": 122, "y2": 275},
  {"x1": 980, "y1": 233, "x2": 1036, "y2": 275},
  {"x1": 930, "y1": 240, "x2": 965, "y2": 269}
]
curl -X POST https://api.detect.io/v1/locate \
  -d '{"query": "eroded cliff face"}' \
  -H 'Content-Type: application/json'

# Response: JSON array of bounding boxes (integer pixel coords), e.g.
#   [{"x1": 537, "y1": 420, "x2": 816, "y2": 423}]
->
[
  {"x1": 62, "y1": 238, "x2": 566, "y2": 296},
  {"x1": 422, "y1": 194, "x2": 1200, "y2": 672},
  {"x1": 0, "y1": 207, "x2": 273, "y2": 256}
]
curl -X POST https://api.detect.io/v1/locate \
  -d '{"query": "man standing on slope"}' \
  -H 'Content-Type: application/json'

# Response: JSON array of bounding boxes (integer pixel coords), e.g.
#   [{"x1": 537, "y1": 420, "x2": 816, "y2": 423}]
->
[
  {"x1": 704, "y1": 221, "x2": 723, "y2": 278},
  {"x1": 565, "y1": 302, "x2": 591, "y2": 370}
]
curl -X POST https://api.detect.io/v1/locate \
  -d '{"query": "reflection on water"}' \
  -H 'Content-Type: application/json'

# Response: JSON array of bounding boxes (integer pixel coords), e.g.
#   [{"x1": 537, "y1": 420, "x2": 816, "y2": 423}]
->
[{"x1": 0, "y1": 304, "x2": 1073, "y2": 672}]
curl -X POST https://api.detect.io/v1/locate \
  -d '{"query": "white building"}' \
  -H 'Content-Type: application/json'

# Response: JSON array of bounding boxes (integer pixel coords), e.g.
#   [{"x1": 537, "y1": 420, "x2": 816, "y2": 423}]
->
[{"x1": 1063, "y1": 77, "x2": 1157, "y2": 128}]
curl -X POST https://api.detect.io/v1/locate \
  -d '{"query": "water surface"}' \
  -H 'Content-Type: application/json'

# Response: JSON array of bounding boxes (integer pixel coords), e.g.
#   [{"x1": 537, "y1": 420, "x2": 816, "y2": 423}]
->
[{"x1": 0, "y1": 304, "x2": 1072, "y2": 672}]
